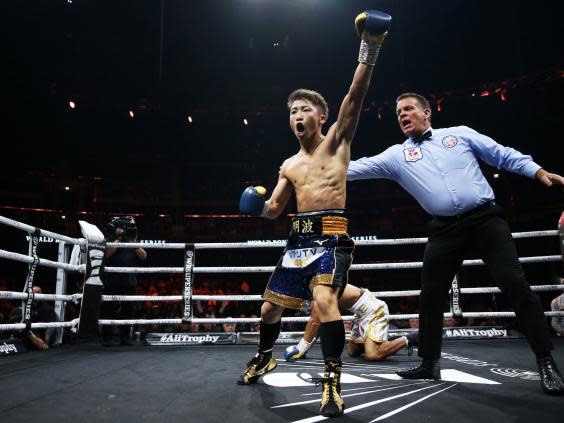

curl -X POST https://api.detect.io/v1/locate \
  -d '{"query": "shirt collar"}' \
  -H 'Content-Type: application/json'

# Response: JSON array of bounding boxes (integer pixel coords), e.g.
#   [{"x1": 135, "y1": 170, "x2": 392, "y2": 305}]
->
[{"x1": 409, "y1": 127, "x2": 434, "y2": 144}]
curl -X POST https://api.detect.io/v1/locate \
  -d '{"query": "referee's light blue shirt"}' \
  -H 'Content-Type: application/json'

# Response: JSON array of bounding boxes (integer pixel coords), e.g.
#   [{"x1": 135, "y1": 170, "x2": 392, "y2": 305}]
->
[{"x1": 347, "y1": 126, "x2": 541, "y2": 217}]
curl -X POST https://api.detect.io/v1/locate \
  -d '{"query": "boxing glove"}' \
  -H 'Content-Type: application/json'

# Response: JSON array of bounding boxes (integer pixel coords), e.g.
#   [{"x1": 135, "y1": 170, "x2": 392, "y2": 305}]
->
[
  {"x1": 284, "y1": 345, "x2": 305, "y2": 361},
  {"x1": 406, "y1": 331, "x2": 419, "y2": 347},
  {"x1": 284, "y1": 337, "x2": 315, "y2": 361},
  {"x1": 239, "y1": 186, "x2": 267, "y2": 216},
  {"x1": 355, "y1": 10, "x2": 392, "y2": 65}
]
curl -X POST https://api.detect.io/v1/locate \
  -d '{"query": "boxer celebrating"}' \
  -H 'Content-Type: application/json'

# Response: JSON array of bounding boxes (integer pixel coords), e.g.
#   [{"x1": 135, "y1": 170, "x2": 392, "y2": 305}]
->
[{"x1": 237, "y1": 10, "x2": 392, "y2": 417}]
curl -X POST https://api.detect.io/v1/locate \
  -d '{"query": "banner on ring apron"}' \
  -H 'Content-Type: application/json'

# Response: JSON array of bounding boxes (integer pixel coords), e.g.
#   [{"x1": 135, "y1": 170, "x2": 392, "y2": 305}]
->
[
  {"x1": 144, "y1": 332, "x2": 236, "y2": 346},
  {"x1": 0, "y1": 339, "x2": 28, "y2": 355},
  {"x1": 443, "y1": 326, "x2": 521, "y2": 339}
]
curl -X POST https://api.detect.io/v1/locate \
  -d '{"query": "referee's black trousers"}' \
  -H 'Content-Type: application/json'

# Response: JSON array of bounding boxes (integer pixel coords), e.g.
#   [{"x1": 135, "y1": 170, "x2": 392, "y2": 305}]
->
[{"x1": 418, "y1": 204, "x2": 552, "y2": 359}]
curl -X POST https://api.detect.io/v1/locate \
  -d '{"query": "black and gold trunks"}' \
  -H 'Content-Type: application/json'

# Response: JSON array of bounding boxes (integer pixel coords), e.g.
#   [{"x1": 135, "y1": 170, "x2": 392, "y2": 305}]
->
[{"x1": 263, "y1": 210, "x2": 355, "y2": 310}]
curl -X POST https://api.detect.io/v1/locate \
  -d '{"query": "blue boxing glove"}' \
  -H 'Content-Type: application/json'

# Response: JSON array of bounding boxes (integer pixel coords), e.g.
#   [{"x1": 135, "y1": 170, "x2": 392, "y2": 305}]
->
[
  {"x1": 284, "y1": 338, "x2": 315, "y2": 361},
  {"x1": 355, "y1": 10, "x2": 392, "y2": 65},
  {"x1": 239, "y1": 186, "x2": 267, "y2": 216},
  {"x1": 284, "y1": 345, "x2": 304, "y2": 361}
]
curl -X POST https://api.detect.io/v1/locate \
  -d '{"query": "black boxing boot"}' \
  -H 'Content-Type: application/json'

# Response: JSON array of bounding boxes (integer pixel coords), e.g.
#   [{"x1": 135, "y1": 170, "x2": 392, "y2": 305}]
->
[
  {"x1": 320, "y1": 359, "x2": 344, "y2": 417},
  {"x1": 238, "y1": 347, "x2": 277, "y2": 385}
]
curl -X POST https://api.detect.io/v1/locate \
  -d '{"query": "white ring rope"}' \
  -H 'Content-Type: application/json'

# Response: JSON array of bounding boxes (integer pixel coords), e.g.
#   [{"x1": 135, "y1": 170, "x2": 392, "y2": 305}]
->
[
  {"x1": 90, "y1": 284, "x2": 564, "y2": 301},
  {"x1": 2, "y1": 310, "x2": 563, "y2": 331},
  {"x1": 0, "y1": 214, "x2": 562, "y2": 334},
  {"x1": 0, "y1": 291, "x2": 81, "y2": 302},
  {"x1": 2, "y1": 282, "x2": 562, "y2": 332},
  {"x1": 99, "y1": 310, "x2": 564, "y2": 325},
  {"x1": 1, "y1": 284, "x2": 563, "y2": 303},
  {"x1": 0, "y1": 249, "x2": 84, "y2": 272},
  {"x1": 2, "y1": 309, "x2": 563, "y2": 332},
  {"x1": 103, "y1": 255, "x2": 561, "y2": 274},
  {"x1": 1, "y1": 304, "x2": 563, "y2": 330},
  {"x1": 4, "y1": 253, "x2": 557, "y2": 275},
  {"x1": 0, "y1": 318, "x2": 80, "y2": 331},
  {"x1": 0, "y1": 215, "x2": 84, "y2": 246},
  {"x1": 107, "y1": 229, "x2": 558, "y2": 250},
  {"x1": 0, "y1": 215, "x2": 557, "y2": 277}
]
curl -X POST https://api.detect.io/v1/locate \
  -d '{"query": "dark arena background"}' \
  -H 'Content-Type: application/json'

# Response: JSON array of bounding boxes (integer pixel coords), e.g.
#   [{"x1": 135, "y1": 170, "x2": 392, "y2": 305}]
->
[{"x1": 1, "y1": 1, "x2": 563, "y2": 422}]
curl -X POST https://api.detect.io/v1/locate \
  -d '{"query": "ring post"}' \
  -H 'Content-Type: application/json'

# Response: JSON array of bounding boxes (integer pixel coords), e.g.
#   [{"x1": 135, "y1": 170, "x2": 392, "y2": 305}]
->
[{"x1": 77, "y1": 221, "x2": 105, "y2": 340}]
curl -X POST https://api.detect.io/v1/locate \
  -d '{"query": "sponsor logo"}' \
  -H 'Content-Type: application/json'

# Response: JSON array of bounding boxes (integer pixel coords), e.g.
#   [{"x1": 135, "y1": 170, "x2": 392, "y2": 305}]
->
[
  {"x1": 282, "y1": 247, "x2": 325, "y2": 268},
  {"x1": 25, "y1": 236, "x2": 61, "y2": 243},
  {"x1": 490, "y1": 368, "x2": 539, "y2": 381},
  {"x1": 105, "y1": 295, "x2": 129, "y2": 301},
  {"x1": 450, "y1": 276, "x2": 461, "y2": 316},
  {"x1": 183, "y1": 249, "x2": 194, "y2": 318},
  {"x1": 247, "y1": 240, "x2": 286, "y2": 245},
  {"x1": 246, "y1": 235, "x2": 377, "y2": 244},
  {"x1": 444, "y1": 328, "x2": 508, "y2": 338},
  {"x1": 403, "y1": 146, "x2": 423, "y2": 162},
  {"x1": 442, "y1": 135, "x2": 458, "y2": 148},
  {"x1": 0, "y1": 342, "x2": 18, "y2": 355},
  {"x1": 24, "y1": 236, "x2": 39, "y2": 322},
  {"x1": 159, "y1": 334, "x2": 220, "y2": 344},
  {"x1": 441, "y1": 352, "x2": 498, "y2": 367},
  {"x1": 148, "y1": 332, "x2": 237, "y2": 346},
  {"x1": 351, "y1": 235, "x2": 378, "y2": 241}
]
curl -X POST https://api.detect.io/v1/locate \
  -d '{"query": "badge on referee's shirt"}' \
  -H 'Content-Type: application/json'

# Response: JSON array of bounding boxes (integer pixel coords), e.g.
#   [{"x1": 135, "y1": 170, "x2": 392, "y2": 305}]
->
[
  {"x1": 403, "y1": 146, "x2": 423, "y2": 162},
  {"x1": 442, "y1": 135, "x2": 458, "y2": 148}
]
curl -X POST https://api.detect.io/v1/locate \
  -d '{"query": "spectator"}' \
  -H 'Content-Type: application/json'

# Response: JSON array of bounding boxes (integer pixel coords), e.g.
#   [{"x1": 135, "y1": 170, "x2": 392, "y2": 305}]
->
[
  {"x1": 5, "y1": 307, "x2": 48, "y2": 350},
  {"x1": 31, "y1": 285, "x2": 59, "y2": 346},
  {"x1": 222, "y1": 318, "x2": 237, "y2": 333},
  {"x1": 101, "y1": 216, "x2": 147, "y2": 346}
]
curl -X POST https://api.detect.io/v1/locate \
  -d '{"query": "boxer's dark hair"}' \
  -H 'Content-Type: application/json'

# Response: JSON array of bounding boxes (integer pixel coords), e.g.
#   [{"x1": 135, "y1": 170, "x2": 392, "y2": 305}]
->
[{"x1": 287, "y1": 89, "x2": 329, "y2": 120}]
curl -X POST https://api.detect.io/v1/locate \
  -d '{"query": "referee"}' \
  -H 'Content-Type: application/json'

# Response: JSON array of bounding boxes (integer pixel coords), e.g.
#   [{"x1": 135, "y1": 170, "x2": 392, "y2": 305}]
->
[{"x1": 348, "y1": 92, "x2": 564, "y2": 395}]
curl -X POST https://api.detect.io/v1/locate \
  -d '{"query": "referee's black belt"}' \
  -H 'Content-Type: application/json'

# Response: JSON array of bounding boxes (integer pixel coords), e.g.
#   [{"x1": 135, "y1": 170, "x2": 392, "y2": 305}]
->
[{"x1": 434, "y1": 200, "x2": 496, "y2": 222}]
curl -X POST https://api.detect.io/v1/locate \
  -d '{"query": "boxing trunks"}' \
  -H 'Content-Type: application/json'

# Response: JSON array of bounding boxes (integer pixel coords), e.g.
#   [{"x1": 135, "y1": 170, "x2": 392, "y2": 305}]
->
[
  {"x1": 350, "y1": 296, "x2": 390, "y2": 344},
  {"x1": 263, "y1": 210, "x2": 354, "y2": 310}
]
